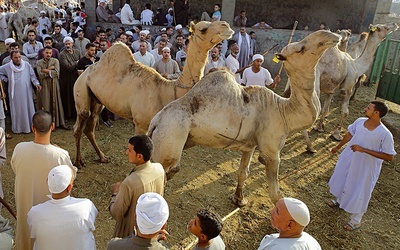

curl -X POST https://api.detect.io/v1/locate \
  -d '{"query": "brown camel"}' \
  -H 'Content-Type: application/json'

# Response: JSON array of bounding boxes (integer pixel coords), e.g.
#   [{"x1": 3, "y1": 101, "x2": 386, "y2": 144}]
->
[
  {"x1": 148, "y1": 30, "x2": 341, "y2": 205},
  {"x1": 73, "y1": 21, "x2": 233, "y2": 167}
]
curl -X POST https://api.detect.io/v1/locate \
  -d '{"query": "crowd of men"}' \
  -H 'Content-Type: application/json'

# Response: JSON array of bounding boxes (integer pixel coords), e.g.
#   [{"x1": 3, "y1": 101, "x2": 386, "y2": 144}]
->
[{"x1": 0, "y1": 1, "x2": 396, "y2": 250}]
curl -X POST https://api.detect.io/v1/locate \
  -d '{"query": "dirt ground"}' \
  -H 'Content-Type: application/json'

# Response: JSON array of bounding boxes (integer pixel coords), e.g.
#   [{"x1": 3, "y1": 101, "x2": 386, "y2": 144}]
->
[{"x1": 1, "y1": 82, "x2": 399, "y2": 250}]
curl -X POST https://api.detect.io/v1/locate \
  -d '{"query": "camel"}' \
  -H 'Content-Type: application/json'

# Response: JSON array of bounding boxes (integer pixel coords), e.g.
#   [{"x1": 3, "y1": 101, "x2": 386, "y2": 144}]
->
[
  {"x1": 336, "y1": 29, "x2": 352, "y2": 52},
  {"x1": 348, "y1": 32, "x2": 369, "y2": 100},
  {"x1": 73, "y1": 21, "x2": 234, "y2": 167},
  {"x1": 313, "y1": 23, "x2": 398, "y2": 141},
  {"x1": 148, "y1": 30, "x2": 341, "y2": 205}
]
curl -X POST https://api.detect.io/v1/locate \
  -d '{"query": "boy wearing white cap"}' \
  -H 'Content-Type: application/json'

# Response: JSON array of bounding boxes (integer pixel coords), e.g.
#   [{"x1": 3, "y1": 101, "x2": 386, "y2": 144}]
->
[
  {"x1": 242, "y1": 54, "x2": 280, "y2": 89},
  {"x1": 28, "y1": 165, "x2": 98, "y2": 250},
  {"x1": 258, "y1": 198, "x2": 321, "y2": 250},
  {"x1": 107, "y1": 192, "x2": 169, "y2": 249}
]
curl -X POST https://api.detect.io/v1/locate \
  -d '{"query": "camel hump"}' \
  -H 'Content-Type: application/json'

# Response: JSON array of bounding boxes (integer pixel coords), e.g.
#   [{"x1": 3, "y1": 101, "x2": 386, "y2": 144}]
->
[{"x1": 98, "y1": 42, "x2": 135, "y2": 69}]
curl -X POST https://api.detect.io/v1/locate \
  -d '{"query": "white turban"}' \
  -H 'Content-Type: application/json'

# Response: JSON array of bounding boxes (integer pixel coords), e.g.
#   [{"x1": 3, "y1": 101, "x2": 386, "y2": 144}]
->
[
  {"x1": 140, "y1": 30, "x2": 150, "y2": 35},
  {"x1": 162, "y1": 47, "x2": 170, "y2": 52},
  {"x1": 55, "y1": 20, "x2": 63, "y2": 25},
  {"x1": 47, "y1": 165, "x2": 73, "y2": 194},
  {"x1": 175, "y1": 24, "x2": 182, "y2": 30},
  {"x1": 125, "y1": 31, "x2": 134, "y2": 37},
  {"x1": 63, "y1": 36, "x2": 74, "y2": 43},
  {"x1": 99, "y1": 0, "x2": 106, "y2": 3},
  {"x1": 136, "y1": 193, "x2": 169, "y2": 234},
  {"x1": 40, "y1": 10, "x2": 46, "y2": 14},
  {"x1": 168, "y1": 8, "x2": 173, "y2": 12},
  {"x1": 5, "y1": 38, "x2": 15, "y2": 45},
  {"x1": 283, "y1": 198, "x2": 310, "y2": 227},
  {"x1": 252, "y1": 54, "x2": 264, "y2": 63}
]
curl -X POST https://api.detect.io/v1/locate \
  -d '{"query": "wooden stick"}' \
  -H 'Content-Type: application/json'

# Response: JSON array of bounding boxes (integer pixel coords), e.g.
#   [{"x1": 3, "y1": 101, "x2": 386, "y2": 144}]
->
[
  {"x1": 0, "y1": 197, "x2": 17, "y2": 220},
  {"x1": 248, "y1": 43, "x2": 279, "y2": 67},
  {"x1": 278, "y1": 21, "x2": 299, "y2": 75},
  {"x1": 0, "y1": 80, "x2": 7, "y2": 111},
  {"x1": 52, "y1": 78, "x2": 56, "y2": 125}
]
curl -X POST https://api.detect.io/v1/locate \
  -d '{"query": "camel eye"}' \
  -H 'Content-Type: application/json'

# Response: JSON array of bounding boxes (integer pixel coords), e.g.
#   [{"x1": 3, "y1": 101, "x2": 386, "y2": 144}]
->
[{"x1": 199, "y1": 28, "x2": 208, "y2": 34}]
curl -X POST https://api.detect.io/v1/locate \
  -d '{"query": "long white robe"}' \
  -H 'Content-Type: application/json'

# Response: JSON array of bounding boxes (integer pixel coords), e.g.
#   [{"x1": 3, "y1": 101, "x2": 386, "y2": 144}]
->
[
  {"x1": 329, "y1": 118, "x2": 396, "y2": 214},
  {"x1": 0, "y1": 62, "x2": 39, "y2": 133}
]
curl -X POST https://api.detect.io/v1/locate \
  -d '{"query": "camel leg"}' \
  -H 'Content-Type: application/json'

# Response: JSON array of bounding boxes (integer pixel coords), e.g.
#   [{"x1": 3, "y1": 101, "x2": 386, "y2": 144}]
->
[
  {"x1": 314, "y1": 93, "x2": 334, "y2": 132},
  {"x1": 232, "y1": 148, "x2": 255, "y2": 207},
  {"x1": 83, "y1": 101, "x2": 108, "y2": 163},
  {"x1": 73, "y1": 109, "x2": 90, "y2": 168},
  {"x1": 302, "y1": 130, "x2": 316, "y2": 153},
  {"x1": 259, "y1": 151, "x2": 281, "y2": 204},
  {"x1": 332, "y1": 91, "x2": 350, "y2": 141}
]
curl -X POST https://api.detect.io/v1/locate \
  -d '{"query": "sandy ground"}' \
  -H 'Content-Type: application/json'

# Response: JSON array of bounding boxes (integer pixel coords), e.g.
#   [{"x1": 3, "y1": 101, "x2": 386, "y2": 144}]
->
[{"x1": 1, "y1": 82, "x2": 399, "y2": 250}]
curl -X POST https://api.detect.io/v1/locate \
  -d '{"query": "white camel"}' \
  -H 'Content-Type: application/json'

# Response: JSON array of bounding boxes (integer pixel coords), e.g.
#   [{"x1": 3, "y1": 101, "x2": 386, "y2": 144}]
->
[
  {"x1": 73, "y1": 21, "x2": 233, "y2": 167},
  {"x1": 314, "y1": 23, "x2": 398, "y2": 141},
  {"x1": 148, "y1": 30, "x2": 341, "y2": 205}
]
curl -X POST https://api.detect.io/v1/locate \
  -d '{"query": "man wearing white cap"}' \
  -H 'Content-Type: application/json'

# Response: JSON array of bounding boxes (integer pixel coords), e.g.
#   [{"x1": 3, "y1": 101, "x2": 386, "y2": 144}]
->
[
  {"x1": 38, "y1": 10, "x2": 51, "y2": 36},
  {"x1": 28, "y1": 165, "x2": 98, "y2": 250},
  {"x1": 242, "y1": 54, "x2": 280, "y2": 89},
  {"x1": 109, "y1": 135, "x2": 165, "y2": 238},
  {"x1": 131, "y1": 30, "x2": 152, "y2": 52},
  {"x1": 0, "y1": 38, "x2": 15, "y2": 64},
  {"x1": 107, "y1": 192, "x2": 169, "y2": 249},
  {"x1": 59, "y1": 36, "x2": 81, "y2": 119},
  {"x1": 258, "y1": 198, "x2": 321, "y2": 250},
  {"x1": 153, "y1": 47, "x2": 181, "y2": 79},
  {"x1": 11, "y1": 110, "x2": 75, "y2": 250}
]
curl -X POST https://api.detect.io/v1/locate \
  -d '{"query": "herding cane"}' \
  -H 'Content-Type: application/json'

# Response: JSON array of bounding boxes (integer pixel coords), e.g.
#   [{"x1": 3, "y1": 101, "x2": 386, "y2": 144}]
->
[
  {"x1": 0, "y1": 196, "x2": 17, "y2": 219},
  {"x1": 52, "y1": 78, "x2": 56, "y2": 126},
  {"x1": 277, "y1": 20, "x2": 298, "y2": 75},
  {"x1": 0, "y1": 80, "x2": 7, "y2": 111}
]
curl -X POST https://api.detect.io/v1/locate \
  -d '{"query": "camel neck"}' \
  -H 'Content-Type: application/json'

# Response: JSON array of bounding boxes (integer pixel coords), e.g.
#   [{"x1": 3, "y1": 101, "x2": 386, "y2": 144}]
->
[{"x1": 355, "y1": 32, "x2": 382, "y2": 75}]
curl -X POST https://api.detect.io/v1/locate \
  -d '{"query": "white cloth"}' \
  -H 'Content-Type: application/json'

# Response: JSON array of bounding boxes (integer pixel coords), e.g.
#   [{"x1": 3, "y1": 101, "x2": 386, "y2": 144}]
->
[
  {"x1": 133, "y1": 51, "x2": 155, "y2": 67},
  {"x1": 28, "y1": 196, "x2": 98, "y2": 250},
  {"x1": 140, "y1": 9, "x2": 153, "y2": 25},
  {"x1": 192, "y1": 235, "x2": 225, "y2": 250},
  {"x1": 329, "y1": 118, "x2": 396, "y2": 214},
  {"x1": 225, "y1": 54, "x2": 241, "y2": 84},
  {"x1": 9, "y1": 60, "x2": 26, "y2": 99},
  {"x1": 0, "y1": 13, "x2": 8, "y2": 41},
  {"x1": 120, "y1": 3, "x2": 138, "y2": 25},
  {"x1": 38, "y1": 17, "x2": 51, "y2": 36},
  {"x1": 242, "y1": 67, "x2": 273, "y2": 87},
  {"x1": 22, "y1": 41, "x2": 44, "y2": 69},
  {"x1": 135, "y1": 193, "x2": 169, "y2": 234},
  {"x1": 258, "y1": 232, "x2": 321, "y2": 250}
]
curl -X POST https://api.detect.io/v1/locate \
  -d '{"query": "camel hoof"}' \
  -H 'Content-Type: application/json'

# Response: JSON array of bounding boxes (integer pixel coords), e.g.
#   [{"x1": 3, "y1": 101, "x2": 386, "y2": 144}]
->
[
  {"x1": 306, "y1": 146, "x2": 317, "y2": 154},
  {"x1": 231, "y1": 194, "x2": 248, "y2": 207},
  {"x1": 331, "y1": 133, "x2": 343, "y2": 141},
  {"x1": 313, "y1": 123, "x2": 325, "y2": 132},
  {"x1": 74, "y1": 160, "x2": 85, "y2": 169},
  {"x1": 100, "y1": 157, "x2": 109, "y2": 163}
]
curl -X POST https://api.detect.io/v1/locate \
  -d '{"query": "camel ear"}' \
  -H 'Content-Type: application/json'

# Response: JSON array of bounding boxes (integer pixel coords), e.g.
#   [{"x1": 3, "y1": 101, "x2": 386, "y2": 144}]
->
[{"x1": 189, "y1": 21, "x2": 196, "y2": 34}]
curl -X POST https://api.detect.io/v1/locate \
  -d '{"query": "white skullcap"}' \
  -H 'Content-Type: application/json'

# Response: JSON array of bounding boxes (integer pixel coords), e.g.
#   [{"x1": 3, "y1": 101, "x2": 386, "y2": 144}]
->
[
  {"x1": 125, "y1": 31, "x2": 134, "y2": 36},
  {"x1": 162, "y1": 47, "x2": 170, "y2": 52},
  {"x1": 63, "y1": 36, "x2": 74, "y2": 43},
  {"x1": 55, "y1": 20, "x2": 63, "y2": 25},
  {"x1": 99, "y1": 0, "x2": 106, "y2": 3},
  {"x1": 47, "y1": 165, "x2": 73, "y2": 194},
  {"x1": 140, "y1": 30, "x2": 150, "y2": 35},
  {"x1": 161, "y1": 28, "x2": 166, "y2": 32},
  {"x1": 136, "y1": 193, "x2": 169, "y2": 234},
  {"x1": 252, "y1": 54, "x2": 264, "y2": 63},
  {"x1": 168, "y1": 8, "x2": 173, "y2": 12},
  {"x1": 283, "y1": 198, "x2": 310, "y2": 227},
  {"x1": 40, "y1": 10, "x2": 46, "y2": 14},
  {"x1": 175, "y1": 24, "x2": 182, "y2": 30},
  {"x1": 5, "y1": 38, "x2": 15, "y2": 45}
]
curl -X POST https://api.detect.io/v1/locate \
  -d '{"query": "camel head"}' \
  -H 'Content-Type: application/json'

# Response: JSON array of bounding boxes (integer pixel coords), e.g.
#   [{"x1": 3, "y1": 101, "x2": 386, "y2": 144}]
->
[
  {"x1": 189, "y1": 21, "x2": 234, "y2": 51},
  {"x1": 369, "y1": 23, "x2": 399, "y2": 40},
  {"x1": 275, "y1": 30, "x2": 341, "y2": 75}
]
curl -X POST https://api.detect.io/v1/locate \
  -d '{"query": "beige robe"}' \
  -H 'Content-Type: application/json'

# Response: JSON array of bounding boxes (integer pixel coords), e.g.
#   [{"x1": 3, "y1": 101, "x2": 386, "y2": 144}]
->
[
  {"x1": 11, "y1": 142, "x2": 75, "y2": 250},
  {"x1": 109, "y1": 161, "x2": 165, "y2": 238},
  {"x1": 36, "y1": 58, "x2": 66, "y2": 127}
]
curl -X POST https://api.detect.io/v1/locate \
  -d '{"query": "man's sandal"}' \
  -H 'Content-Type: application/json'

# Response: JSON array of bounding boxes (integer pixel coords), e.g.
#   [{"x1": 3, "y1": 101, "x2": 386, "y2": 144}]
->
[
  {"x1": 343, "y1": 222, "x2": 361, "y2": 231},
  {"x1": 327, "y1": 199, "x2": 339, "y2": 208}
]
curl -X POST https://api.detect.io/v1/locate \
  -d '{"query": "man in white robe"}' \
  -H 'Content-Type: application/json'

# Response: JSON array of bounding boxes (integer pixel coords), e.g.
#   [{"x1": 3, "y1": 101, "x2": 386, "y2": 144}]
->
[
  {"x1": 0, "y1": 51, "x2": 41, "y2": 134},
  {"x1": 233, "y1": 27, "x2": 254, "y2": 68},
  {"x1": 328, "y1": 101, "x2": 396, "y2": 230}
]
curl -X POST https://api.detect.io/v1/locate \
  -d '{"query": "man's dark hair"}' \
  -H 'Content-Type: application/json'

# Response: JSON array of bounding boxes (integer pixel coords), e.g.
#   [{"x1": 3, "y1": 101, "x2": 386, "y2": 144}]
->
[
  {"x1": 371, "y1": 101, "x2": 388, "y2": 118},
  {"x1": 128, "y1": 135, "x2": 154, "y2": 161},
  {"x1": 106, "y1": 28, "x2": 112, "y2": 32},
  {"x1": 145, "y1": 3, "x2": 151, "y2": 9},
  {"x1": 72, "y1": 21, "x2": 79, "y2": 28},
  {"x1": 249, "y1": 31, "x2": 255, "y2": 35},
  {"x1": 77, "y1": 29, "x2": 84, "y2": 33},
  {"x1": 44, "y1": 45, "x2": 53, "y2": 50},
  {"x1": 159, "y1": 37, "x2": 168, "y2": 43},
  {"x1": 119, "y1": 26, "x2": 125, "y2": 32},
  {"x1": 176, "y1": 34, "x2": 184, "y2": 39},
  {"x1": 125, "y1": 0, "x2": 131, "y2": 4},
  {"x1": 10, "y1": 50, "x2": 20, "y2": 58},
  {"x1": 197, "y1": 209, "x2": 223, "y2": 240},
  {"x1": 98, "y1": 29, "x2": 106, "y2": 35},
  {"x1": 32, "y1": 110, "x2": 53, "y2": 133},
  {"x1": 215, "y1": 3, "x2": 221, "y2": 9},
  {"x1": 136, "y1": 25, "x2": 143, "y2": 31},
  {"x1": 27, "y1": 29, "x2": 36, "y2": 35},
  {"x1": 228, "y1": 39, "x2": 237, "y2": 49},
  {"x1": 44, "y1": 36, "x2": 53, "y2": 42},
  {"x1": 54, "y1": 24, "x2": 62, "y2": 29},
  {"x1": 9, "y1": 42, "x2": 19, "y2": 48},
  {"x1": 85, "y1": 43, "x2": 96, "y2": 50},
  {"x1": 32, "y1": 20, "x2": 38, "y2": 25}
]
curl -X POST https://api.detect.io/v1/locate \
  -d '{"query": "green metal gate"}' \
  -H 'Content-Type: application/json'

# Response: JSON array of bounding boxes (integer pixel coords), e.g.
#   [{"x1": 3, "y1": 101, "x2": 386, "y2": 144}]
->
[{"x1": 370, "y1": 33, "x2": 400, "y2": 104}]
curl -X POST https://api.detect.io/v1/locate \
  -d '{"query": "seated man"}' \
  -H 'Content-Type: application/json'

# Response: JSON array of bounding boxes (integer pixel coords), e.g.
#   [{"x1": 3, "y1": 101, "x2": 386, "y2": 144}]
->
[
  {"x1": 252, "y1": 21, "x2": 273, "y2": 29},
  {"x1": 106, "y1": 192, "x2": 169, "y2": 249},
  {"x1": 200, "y1": 4, "x2": 221, "y2": 22},
  {"x1": 189, "y1": 209, "x2": 225, "y2": 249},
  {"x1": 257, "y1": 198, "x2": 321, "y2": 250},
  {"x1": 96, "y1": 0, "x2": 120, "y2": 23},
  {"x1": 27, "y1": 165, "x2": 98, "y2": 249},
  {"x1": 0, "y1": 214, "x2": 13, "y2": 250}
]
